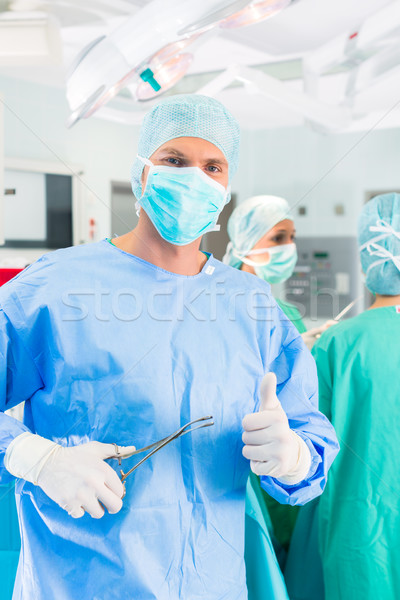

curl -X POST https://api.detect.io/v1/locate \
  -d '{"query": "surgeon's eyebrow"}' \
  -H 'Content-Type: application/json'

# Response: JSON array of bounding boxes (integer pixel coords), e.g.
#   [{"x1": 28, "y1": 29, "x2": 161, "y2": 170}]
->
[
  {"x1": 158, "y1": 146, "x2": 228, "y2": 166},
  {"x1": 205, "y1": 157, "x2": 228, "y2": 167},
  {"x1": 158, "y1": 147, "x2": 187, "y2": 158}
]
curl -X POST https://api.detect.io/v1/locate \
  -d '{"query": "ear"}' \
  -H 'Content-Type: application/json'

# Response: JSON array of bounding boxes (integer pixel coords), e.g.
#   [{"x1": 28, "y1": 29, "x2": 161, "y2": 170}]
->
[{"x1": 141, "y1": 165, "x2": 149, "y2": 195}]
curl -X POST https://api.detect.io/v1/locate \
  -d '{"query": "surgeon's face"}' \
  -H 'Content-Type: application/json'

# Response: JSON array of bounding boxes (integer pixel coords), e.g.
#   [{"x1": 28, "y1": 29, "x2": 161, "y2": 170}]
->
[
  {"x1": 140, "y1": 137, "x2": 229, "y2": 193},
  {"x1": 258, "y1": 220, "x2": 296, "y2": 248},
  {"x1": 246, "y1": 219, "x2": 296, "y2": 264}
]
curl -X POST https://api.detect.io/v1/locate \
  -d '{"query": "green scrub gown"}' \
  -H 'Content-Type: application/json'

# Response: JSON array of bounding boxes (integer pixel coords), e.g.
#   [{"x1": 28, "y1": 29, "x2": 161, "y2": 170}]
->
[
  {"x1": 245, "y1": 299, "x2": 306, "y2": 600},
  {"x1": 245, "y1": 473, "x2": 289, "y2": 600},
  {"x1": 284, "y1": 497, "x2": 324, "y2": 600},
  {"x1": 0, "y1": 482, "x2": 20, "y2": 600},
  {"x1": 291, "y1": 306, "x2": 400, "y2": 600},
  {"x1": 276, "y1": 300, "x2": 307, "y2": 336}
]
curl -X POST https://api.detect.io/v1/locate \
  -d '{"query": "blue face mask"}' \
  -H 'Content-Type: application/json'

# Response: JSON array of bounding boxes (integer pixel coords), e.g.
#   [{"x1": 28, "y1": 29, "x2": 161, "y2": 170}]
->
[
  {"x1": 239, "y1": 243, "x2": 298, "y2": 284},
  {"x1": 136, "y1": 156, "x2": 230, "y2": 246}
]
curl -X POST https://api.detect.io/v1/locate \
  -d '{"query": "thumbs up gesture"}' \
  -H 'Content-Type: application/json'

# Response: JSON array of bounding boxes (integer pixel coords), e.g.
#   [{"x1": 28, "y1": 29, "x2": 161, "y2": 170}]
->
[{"x1": 242, "y1": 373, "x2": 311, "y2": 482}]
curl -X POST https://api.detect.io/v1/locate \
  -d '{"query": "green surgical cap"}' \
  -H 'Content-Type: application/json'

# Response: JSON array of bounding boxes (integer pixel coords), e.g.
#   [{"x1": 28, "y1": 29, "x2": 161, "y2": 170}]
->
[
  {"x1": 223, "y1": 195, "x2": 293, "y2": 268},
  {"x1": 131, "y1": 94, "x2": 240, "y2": 198},
  {"x1": 358, "y1": 193, "x2": 400, "y2": 295}
]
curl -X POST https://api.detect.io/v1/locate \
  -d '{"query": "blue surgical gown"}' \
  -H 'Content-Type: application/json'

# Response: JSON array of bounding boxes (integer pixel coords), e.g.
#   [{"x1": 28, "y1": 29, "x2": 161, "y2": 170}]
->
[{"x1": 0, "y1": 241, "x2": 339, "y2": 600}]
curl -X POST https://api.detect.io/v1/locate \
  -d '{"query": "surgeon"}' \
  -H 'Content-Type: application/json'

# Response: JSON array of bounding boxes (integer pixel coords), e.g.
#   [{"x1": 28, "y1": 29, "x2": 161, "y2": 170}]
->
[
  {"x1": 287, "y1": 192, "x2": 400, "y2": 600},
  {"x1": 0, "y1": 94, "x2": 338, "y2": 600},
  {"x1": 224, "y1": 194, "x2": 337, "y2": 349}
]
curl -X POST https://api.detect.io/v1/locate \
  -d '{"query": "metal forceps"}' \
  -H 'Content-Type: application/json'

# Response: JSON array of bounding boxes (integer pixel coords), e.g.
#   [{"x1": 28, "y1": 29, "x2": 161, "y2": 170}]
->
[{"x1": 113, "y1": 415, "x2": 214, "y2": 485}]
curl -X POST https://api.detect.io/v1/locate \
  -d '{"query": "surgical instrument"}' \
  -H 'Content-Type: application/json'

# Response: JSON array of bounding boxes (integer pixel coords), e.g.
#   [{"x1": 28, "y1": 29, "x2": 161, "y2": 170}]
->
[
  {"x1": 334, "y1": 296, "x2": 363, "y2": 321},
  {"x1": 113, "y1": 415, "x2": 214, "y2": 484}
]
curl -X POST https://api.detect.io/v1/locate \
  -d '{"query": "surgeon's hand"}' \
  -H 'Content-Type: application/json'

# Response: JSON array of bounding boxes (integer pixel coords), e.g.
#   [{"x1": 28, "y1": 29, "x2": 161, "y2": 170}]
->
[
  {"x1": 242, "y1": 373, "x2": 311, "y2": 483},
  {"x1": 301, "y1": 320, "x2": 337, "y2": 350},
  {"x1": 5, "y1": 433, "x2": 135, "y2": 519}
]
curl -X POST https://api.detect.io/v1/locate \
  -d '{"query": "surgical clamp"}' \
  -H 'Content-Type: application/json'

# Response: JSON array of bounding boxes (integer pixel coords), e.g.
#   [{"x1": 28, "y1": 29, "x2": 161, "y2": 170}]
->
[{"x1": 113, "y1": 415, "x2": 214, "y2": 484}]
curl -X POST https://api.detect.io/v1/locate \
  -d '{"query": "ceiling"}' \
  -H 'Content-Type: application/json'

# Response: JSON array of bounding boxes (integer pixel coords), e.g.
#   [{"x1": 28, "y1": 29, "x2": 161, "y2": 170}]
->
[{"x1": 0, "y1": 0, "x2": 399, "y2": 130}]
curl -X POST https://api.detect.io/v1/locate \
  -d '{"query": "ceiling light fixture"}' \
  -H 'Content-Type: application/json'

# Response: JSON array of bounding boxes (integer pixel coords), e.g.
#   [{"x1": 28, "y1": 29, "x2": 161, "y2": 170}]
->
[
  {"x1": 136, "y1": 53, "x2": 194, "y2": 101},
  {"x1": 219, "y1": 0, "x2": 291, "y2": 29},
  {"x1": 66, "y1": 0, "x2": 293, "y2": 126}
]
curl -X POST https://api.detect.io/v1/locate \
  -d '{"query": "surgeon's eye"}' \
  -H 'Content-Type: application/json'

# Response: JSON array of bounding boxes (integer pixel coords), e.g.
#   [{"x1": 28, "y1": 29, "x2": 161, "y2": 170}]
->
[
  {"x1": 163, "y1": 157, "x2": 183, "y2": 166},
  {"x1": 206, "y1": 165, "x2": 221, "y2": 173},
  {"x1": 272, "y1": 234, "x2": 285, "y2": 244}
]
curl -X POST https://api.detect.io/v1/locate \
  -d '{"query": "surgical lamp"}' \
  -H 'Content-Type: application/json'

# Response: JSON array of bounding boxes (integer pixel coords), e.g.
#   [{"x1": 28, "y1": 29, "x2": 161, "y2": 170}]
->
[{"x1": 66, "y1": 0, "x2": 292, "y2": 127}]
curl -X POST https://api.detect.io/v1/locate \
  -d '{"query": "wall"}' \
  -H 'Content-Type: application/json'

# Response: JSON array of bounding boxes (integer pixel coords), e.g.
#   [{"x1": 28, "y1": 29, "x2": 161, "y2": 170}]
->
[
  {"x1": 237, "y1": 124, "x2": 400, "y2": 237},
  {"x1": 0, "y1": 74, "x2": 140, "y2": 261}
]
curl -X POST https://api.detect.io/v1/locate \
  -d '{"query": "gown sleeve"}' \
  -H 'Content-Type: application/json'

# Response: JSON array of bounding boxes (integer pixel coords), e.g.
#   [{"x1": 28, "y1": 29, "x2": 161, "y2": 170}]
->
[
  {"x1": 0, "y1": 308, "x2": 43, "y2": 483},
  {"x1": 258, "y1": 305, "x2": 339, "y2": 506}
]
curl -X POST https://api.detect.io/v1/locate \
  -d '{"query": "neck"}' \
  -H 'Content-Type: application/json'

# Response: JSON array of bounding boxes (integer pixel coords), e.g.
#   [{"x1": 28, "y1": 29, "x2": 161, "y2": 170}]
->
[
  {"x1": 369, "y1": 294, "x2": 400, "y2": 309},
  {"x1": 111, "y1": 212, "x2": 208, "y2": 276},
  {"x1": 240, "y1": 262, "x2": 255, "y2": 275}
]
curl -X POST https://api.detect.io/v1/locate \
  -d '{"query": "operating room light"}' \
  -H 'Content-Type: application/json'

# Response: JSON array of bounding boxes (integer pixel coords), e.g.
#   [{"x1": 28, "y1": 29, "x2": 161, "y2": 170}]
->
[
  {"x1": 151, "y1": 35, "x2": 200, "y2": 64},
  {"x1": 66, "y1": 0, "x2": 294, "y2": 125},
  {"x1": 136, "y1": 53, "x2": 194, "y2": 101},
  {"x1": 133, "y1": 36, "x2": 199, "y2": 101},
  {"x1": 219, "y1": 0, "x2": 292, "y2": 29},
  {"x1": 83, "y1": 71, "x2": 139, "y2": 120}
]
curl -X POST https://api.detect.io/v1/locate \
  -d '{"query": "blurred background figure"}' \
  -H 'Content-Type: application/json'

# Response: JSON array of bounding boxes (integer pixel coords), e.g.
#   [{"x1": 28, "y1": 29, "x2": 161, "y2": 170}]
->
[
  {"x1": 224, "y1": 195, "x2": 337, "y2": 350},
  {"x1": 285, "y1": 192, "x2": 400, "y2": 600}
]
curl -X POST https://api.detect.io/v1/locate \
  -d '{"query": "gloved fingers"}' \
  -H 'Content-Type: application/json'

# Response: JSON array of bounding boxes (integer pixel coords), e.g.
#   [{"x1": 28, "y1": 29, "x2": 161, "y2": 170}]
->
[
  {"x1": 86, "y1": 441, "x2": 136, "y2": 460},
  {"x1": 81, "y1": 496, "x2": 105, "y2": 519},
  {"x1": 103, "y1": 465, "x2": 125, "y2": 498},
  {"x1": 97, "y1": 484, "x2": 123, "y2": 515},
  {"x1": 242, "y1": 409, "x2": 282, "y2": 432},
  {"x1": 323, "y1": 319, "x2": 338, "y2": 329},
  {"x1": 306, "y1": 320, "x2": 337, "y2": 338},
  {"x1": 242, "y1": 425, "x2": 283, "y2": 446},
  {"x1": 242, "y1": 442, "x2": 275, "y2": 462},
  {"x1": 250, "y1": 459, "x2": 281, "y2": 477},
  {"x1": 67, "y1": 505, "x2": 85, "y2": 519},
  {"x1": 304, "y1": 326, "x2": 322, "y2": 337},
  {"x1": 259, "y1": 373, "x2": 279, "y2": 411},
  {"x1": 301, "y1": 333, "x2": 316, "y2": 350},
  {"x1": 117, "y1": 445, "x2": 137, "y2": 458}
]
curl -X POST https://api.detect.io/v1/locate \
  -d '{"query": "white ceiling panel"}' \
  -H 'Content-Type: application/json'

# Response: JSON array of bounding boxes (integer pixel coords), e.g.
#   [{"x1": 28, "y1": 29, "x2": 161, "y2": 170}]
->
[
  {"x1": 226, "y1": 0, "x2": 395, "y2": 55},
  {"x1": 1, "y1": 0, "x2": 400, "y2": 131}
]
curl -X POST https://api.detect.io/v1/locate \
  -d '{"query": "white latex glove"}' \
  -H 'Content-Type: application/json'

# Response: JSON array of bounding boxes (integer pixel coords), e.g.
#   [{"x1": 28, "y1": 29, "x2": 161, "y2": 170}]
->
[
  {"x1": 242, "y1": 373, "x2": 311, "y2": 484},
  {"x1": 5, "y1": 432, "x2": 136, "y2": 519},
  {"x1": 301, "y1": 320, "x2": 337, "y2": 350}
]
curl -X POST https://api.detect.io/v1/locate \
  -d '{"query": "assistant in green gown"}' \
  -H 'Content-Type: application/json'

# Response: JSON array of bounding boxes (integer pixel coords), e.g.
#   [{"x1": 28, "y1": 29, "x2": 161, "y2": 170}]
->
[
  {"x1": 315, "y1": 306, "x2": 400, "y2": 600},
  {"x1": 287, "y1": 306, "x2": 400, "y2": 600}
]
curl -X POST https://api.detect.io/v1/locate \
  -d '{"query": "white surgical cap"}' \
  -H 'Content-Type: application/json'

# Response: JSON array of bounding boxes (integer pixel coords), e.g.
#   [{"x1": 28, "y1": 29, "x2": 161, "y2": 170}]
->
[
  {"x1": 358, "y1": 192, "x2": 400, "y2": 295},
  {"x1": 223, "y1": 195, "x2": 293, "y2": 268},
  {"x1": 131, "y1": 94, "x2": 240, "y2": 199}
]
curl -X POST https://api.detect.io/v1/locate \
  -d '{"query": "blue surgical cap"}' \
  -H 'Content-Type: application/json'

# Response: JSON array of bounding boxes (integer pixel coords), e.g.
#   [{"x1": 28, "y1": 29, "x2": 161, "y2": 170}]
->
[
  {"x1": 131, "y1": 94, "x2": 240, "y2": 198},
  {"x1": 223, "y1": 195, "x2": 293, "y2": 268},
  {"x1": 358, "y1": 193, "x2": 400, "y2": 295}
]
